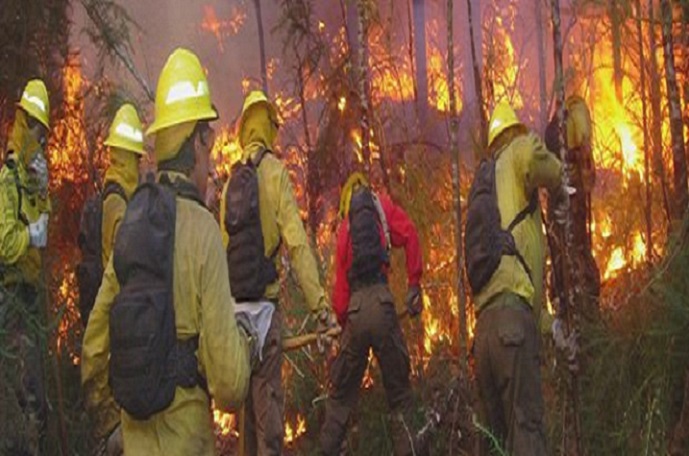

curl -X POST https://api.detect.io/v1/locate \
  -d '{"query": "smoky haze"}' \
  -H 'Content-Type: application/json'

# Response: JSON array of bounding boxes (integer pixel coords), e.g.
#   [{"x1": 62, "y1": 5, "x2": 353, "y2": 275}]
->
[{"x1": 70, "y1": 0, "x2": 554, "y2": 139}]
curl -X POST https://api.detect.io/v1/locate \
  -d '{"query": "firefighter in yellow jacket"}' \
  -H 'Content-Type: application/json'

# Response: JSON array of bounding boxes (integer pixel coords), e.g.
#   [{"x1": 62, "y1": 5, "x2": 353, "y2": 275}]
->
[
  {"x1": 467, "y1": 102, "x2": 566, "y2": 456},
  {"x1": 101, "y1": 103, "x2": 146, "y2": 267},
  {"x1": 0, "y1": 79, "x2": 52, "y2": 455},
  {"x1": 220, "y1": 90, "x2": 337, "y2": 455},
  {"x1": 82, "y1": 48, "x2": 251, "y2": 456}
]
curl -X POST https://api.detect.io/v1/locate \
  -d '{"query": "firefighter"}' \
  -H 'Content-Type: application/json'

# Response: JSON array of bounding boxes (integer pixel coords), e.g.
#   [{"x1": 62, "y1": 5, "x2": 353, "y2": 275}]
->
[
  {"x1": 467, "y1": 102, "x2": 568, "y2": 456},
  {"x1": 219, "y1": 89, "x2": 337, "y2": 455},
  {"x1": 75, "y1": 104, "x2": 146, "y2": 327},
  {"x1": 545, "y1": 95, "x2": 601, "y2": 325},
  {"x1": 100, "y1": 103, "x2": 146, "y2": 267},
  {"x1": 0, "y1": 79, "x2": 52, "y2": 455},
  {"x1": 81, "y1": 48, "x2": 252, "y2": 456},
  {"x1": 319, "y1": 172, "x2": 424, "y2": 456}
]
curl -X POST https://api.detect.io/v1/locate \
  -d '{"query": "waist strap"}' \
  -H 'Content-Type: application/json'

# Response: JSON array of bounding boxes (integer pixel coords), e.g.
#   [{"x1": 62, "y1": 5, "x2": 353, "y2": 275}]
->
[
  {"x1": 349, "y1": 273, "x2": 387, "y2": 293},
  {"x1": 172, "y1": 336, "x2": 208, "y2": 394}
]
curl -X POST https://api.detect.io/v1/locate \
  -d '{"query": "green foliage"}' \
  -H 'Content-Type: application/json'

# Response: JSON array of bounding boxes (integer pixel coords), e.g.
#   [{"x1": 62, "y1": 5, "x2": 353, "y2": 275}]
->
[{"x1": 572, "y1": 235, "x2": 689, "y2": 455}]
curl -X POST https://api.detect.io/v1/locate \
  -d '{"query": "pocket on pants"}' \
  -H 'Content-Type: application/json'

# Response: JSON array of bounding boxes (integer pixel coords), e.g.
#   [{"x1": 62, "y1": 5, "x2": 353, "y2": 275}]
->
[
  {"x1": 497, "y1": 315, "x2": 525, "y2": 347},
  {"x1": 515, "y1": 402, "x2": 544, "y2": 432}
]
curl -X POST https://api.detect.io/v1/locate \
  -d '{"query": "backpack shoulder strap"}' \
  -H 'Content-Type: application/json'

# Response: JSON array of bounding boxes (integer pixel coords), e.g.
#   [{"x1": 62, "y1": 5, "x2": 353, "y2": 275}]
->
[
  {"x1": 103, "y1": 181, "x2": 128, "y2": 203},
  {"x1": 251, "y1": 147, "x2": 271, "y2": 169},
  {"x1": 371, "y1": 192, "x2": 391, "y2": 254},
  {"x1": 159, "y1": 174, "x2": 206, "y2": 208},
  {"x1": 507, "y1": 190, "x2": 539, "y2": 232}
]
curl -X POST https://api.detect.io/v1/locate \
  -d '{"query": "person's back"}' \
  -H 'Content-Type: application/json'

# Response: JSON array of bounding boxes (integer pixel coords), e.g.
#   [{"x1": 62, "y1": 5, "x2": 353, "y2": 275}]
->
[
  {"x1": 220, "y1": 90, "x2": 335, "y2": 456},
  {"x1": 101, "y1": 104, "x2": 146, "y2": 269},
  {"x1": 81, "y1": 48, "x2": 251, "y2": 455},
  {"x1": 321, "y1": 173, "x2": 425, "y2": 456},
  {"x1": 474, "y1": 131, "x2": 561, "y2": 324},
  {"x1": 469, "y1": 102, "x2": 563, "y2": 456}
]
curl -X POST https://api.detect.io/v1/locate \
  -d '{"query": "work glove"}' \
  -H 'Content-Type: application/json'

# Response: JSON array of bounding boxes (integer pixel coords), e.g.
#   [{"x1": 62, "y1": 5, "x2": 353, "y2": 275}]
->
[
  {"x1": 28, "y1": 151, "x2": 49, "y2": 197},
  {"x1": 236, "y1": 313, "x2": 260, "y2": 370},
  {"x1": 405, "y1": 285, "x2": 423, "y2": 318},
  {"x1": 315, "y1": 307, "x2": 339, "y2": 353},
  {"x1": 28, "y1": 213, "x2": 49, "y2": 248},
  {"x1": 551, "y1": 318, "x2": 579, "y2": 374},
  {"x1": 550, "y1": 184, "x2": 575, "y2": 226},
  {"x1": 105, "y1": 423, "x2": 123, "y2": 456}
]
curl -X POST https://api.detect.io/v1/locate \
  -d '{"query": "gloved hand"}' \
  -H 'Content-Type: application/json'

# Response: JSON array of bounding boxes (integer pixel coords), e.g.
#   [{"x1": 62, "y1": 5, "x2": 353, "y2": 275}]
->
[
  {"x1": 28, "y1": 151, "x2": 49, "y2": 196},
  {"x1": 405, "y1": 285, "x2": 423, "y2": 318},
  {"x1": 28, "y1": 213, "x2": 49, "y2": 248},
  {"x1": 105, "y1": 423, "x2": 123, "y2": 456},
  {"x1": 315, "y1": 307, "x2": 339, "y2": 352},
  {"x1": 550, "y1": 184, "x2": 575, "y2": 226},
  {"x1": 236, "y1": 313, "x2": 260, "y2": 370},
  {"x1": 551, "y1": 318, "x2": 579, "y2": 373}
]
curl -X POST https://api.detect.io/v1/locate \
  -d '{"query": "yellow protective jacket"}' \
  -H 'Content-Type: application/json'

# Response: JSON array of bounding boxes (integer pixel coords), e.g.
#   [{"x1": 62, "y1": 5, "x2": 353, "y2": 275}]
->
[
  {"x1": 0, "y1": 110, "x2": 51, "y2": 286},
  {"x1": 82, "y1": 172, "x2": 250, "y2": 455},
  {"x1": 101, "y1": 148, "x2": 139, "y2": 268},
  {"x1": 475, "y1": 132, "x2": 563, "y2": 328},
  {"x1": 220, "y1": 142, "x2": 327, "y2": 314}
]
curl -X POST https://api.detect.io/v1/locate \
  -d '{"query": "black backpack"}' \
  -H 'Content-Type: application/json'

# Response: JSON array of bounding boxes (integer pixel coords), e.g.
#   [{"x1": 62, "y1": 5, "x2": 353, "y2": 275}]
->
[
  {"x1": 347, "y1": 187, "x2": 390, "y2": 290},
  {"x1": 224, "y1": 148, "x2": 279, "y2": 302},
  {"x1": 76, "y1": 182, "x2": 127, "y2": 325},
  {"x1": 464, "y1": 158, "x2": 537, "y2": 295},
  {"x1": 109, "y1": 181, "x2": 205, "y2": 420}
]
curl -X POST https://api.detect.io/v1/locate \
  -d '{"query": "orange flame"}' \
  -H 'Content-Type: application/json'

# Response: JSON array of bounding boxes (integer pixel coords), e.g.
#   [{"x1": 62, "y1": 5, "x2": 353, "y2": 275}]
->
[
  {"x1": 284, "y1": 414, "x2": 307, "y2": 446},
  {"x1": 201, "y1": 5, "x2": 246, "y2": 53}
]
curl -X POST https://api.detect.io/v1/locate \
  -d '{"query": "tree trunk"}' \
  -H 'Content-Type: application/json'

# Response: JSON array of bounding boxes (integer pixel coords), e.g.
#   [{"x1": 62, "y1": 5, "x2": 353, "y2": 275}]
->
[
  {"x1": 413, "y1": 0, "x2": 429, "y2": 129},
  {"x1": 253, "y1": 0, "x2": 269, "y2": 94},
  {"x1": 636, "y1": 0, "x2": 653, "y2": 265},
  {"x1": 447, "y1": 0, "x2": 468, "y2": 379},
  {"x1": 550, "y1": 0, "x2": 583, "y2": 452},
  {"x1": 535, "y1": 0, "x2": 549, "y2": 132},
  {"x1": 649, "y1": 0, "x2": 673, "y2": 225},
  {"x1": 610, "y1": 0, "x2": 624, "y2": 102},
  {"x1": 466, "y1": 0, "x2": 487, "y2": 144},
  {"x1": 661, "y1": 0, "x2": 689, "y2": 220},
  {"x1": 357, "y1": 0, "x2": 372, "y2": 175},
  {"x1": 407, "y1": 0, "x2": 417, "y2": 104},
  {"x1": 680, "y1": 0, "x2": 689, "y2": 113}
]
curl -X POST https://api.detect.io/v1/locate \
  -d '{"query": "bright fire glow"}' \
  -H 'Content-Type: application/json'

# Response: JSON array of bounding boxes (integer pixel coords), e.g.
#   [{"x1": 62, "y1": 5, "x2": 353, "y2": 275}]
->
[
  {"x1": 201, "y1": 5, "x2": 247, "y2": 53},
  {"x1": 284, "y1": 414, "x2": 307, "y2": 446}
]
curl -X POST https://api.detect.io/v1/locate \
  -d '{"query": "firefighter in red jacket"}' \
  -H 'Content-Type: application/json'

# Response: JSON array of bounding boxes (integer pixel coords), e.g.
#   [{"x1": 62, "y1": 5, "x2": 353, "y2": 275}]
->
[{"x1": 320, "y1": 172, "x2": 424, "y2": 456}]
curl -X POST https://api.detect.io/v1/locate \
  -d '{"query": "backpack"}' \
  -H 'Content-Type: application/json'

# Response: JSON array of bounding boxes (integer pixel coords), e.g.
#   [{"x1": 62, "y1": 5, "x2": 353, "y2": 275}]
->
[
  {"x1": 224, "y1": 148, "x2": 279, "y2": 302},
  {"x1": 464, "y1": 158, "x2": 537, "y2": 295},
  {"x1": 347, "y1": 187, "x2": 390, "y2": 290},
  {"x1": 109, "y1": 180, "x2": 205, "y2": 420},
  {"x1": 76, "y1": 182, "x2": 127, "y2": 325}
]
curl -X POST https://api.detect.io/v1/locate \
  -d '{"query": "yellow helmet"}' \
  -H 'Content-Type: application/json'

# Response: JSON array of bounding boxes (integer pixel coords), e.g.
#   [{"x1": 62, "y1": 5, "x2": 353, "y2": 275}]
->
[
  {"x1": 18, "y1": 79, "x2": 50, "y2": 129},
  {"x1": 146, "y1": 48, "x2": 218, "y2": 135},
  {"x1": 104, "y1": 104, "x2": 146, "y2": 155},
  {"x1": 339, "y1": 172, "x2": 369, "y2": 218},
  {"x1": 239, "y1": 90, "x2": 278, "y2": 135},
  {"x1": 487, "y1": 101, "x2": 521, "y2": 147}
]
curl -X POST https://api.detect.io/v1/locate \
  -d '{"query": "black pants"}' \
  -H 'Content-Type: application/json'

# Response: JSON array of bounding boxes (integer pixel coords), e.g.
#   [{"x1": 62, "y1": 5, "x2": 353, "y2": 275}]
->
[{"x1": 320, "y1": 284, "x2": 420, "y2": 456}]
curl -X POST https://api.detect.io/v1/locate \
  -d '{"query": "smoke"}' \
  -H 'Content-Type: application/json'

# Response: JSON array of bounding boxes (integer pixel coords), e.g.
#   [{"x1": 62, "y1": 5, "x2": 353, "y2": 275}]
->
[{"x1": 71, "y1": 0, "x2": 287, "y2": 128}]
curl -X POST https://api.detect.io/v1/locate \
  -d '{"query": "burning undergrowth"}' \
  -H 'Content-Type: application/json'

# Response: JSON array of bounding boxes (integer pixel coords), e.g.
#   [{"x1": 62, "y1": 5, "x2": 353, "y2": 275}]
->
[{"x1": 5, "y1": 0, "x2": 689, "y2": 454}]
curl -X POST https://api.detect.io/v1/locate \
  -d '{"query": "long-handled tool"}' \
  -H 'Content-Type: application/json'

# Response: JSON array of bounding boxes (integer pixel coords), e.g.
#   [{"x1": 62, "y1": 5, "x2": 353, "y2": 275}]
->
[{"x1": 282, "y1": 326, "x2": 343, "y2": 352}]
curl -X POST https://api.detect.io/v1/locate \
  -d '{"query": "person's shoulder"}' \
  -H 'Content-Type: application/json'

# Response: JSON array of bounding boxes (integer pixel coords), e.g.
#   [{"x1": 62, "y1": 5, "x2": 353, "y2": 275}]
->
[{"x1": 260, "y1": 150, "x2": 284, "y2": 172}]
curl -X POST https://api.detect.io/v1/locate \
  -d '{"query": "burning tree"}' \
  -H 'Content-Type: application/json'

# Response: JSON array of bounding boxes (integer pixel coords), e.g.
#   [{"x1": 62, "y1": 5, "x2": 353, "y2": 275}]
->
[{"x1": 4, "y1": 0, "x2": 689, "y2": 454}]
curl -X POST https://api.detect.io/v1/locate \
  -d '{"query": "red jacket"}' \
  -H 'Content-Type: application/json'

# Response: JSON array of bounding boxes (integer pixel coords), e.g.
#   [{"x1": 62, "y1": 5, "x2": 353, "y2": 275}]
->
[{"x1": 332, "y1": 193, "x2": 423, "y2": 326}]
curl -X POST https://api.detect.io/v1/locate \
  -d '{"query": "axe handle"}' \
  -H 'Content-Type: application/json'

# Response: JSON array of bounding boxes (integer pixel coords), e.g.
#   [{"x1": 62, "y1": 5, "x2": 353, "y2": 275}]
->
[
  {"x1": 282, "y1": 326, "x2": 342, "y2": 352},
  {"x1": 280, "y1": 308, "x2": 411, "y2": 352}
]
